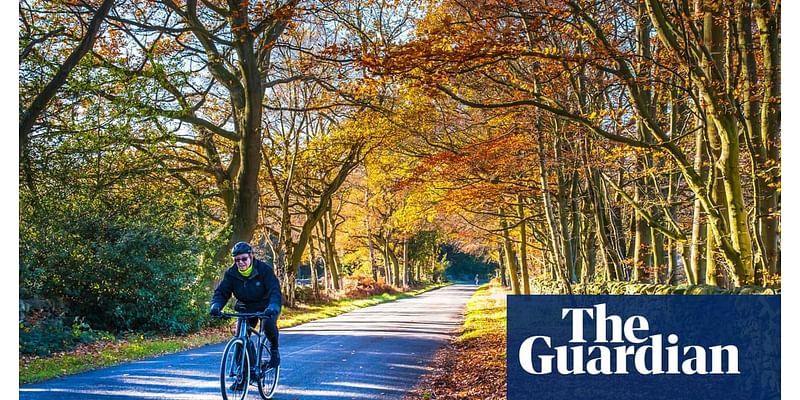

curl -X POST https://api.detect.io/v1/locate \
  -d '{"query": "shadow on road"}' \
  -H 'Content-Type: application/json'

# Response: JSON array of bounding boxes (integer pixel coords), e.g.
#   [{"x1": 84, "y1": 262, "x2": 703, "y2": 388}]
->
[{"x1": 20, "y1": 285, "x2": 477, "y2": 400}]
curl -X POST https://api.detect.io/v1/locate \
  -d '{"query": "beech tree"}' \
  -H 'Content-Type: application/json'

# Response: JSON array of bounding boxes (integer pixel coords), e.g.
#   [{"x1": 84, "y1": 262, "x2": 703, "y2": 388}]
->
[{"x1": 364, "y1": 0, "x2": 780, "y2": 287}]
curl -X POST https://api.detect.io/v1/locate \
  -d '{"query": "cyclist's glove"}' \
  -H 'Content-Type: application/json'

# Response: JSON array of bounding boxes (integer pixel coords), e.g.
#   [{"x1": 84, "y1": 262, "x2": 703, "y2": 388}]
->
[
  {"x1": 264, "y1": 303, "x2": 281, "y2": 316},
  {"x1": 210, "y1": 303, "x2": 222, "y2": 317}
]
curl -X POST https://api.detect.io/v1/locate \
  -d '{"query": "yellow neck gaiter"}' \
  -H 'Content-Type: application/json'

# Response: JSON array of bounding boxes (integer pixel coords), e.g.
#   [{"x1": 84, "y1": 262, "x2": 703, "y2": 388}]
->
[{"x1": 237, "y1": 264, "x2": 253, "y2": 278}]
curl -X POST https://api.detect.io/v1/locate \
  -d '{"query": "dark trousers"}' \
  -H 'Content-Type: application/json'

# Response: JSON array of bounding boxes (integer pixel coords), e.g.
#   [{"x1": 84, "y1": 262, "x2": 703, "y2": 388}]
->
[{"x1": 242, "y1": 316, "x2": 279, "y2": 348}]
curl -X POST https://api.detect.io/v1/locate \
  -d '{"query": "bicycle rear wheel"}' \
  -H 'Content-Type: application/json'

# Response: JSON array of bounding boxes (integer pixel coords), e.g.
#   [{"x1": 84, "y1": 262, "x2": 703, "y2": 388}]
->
[
  {"x1": 220, "y1": 338, "x2": 250, "y2": 400},
  {"x1": 256, "y1": 340, "x2": 280, "y2": 399}
]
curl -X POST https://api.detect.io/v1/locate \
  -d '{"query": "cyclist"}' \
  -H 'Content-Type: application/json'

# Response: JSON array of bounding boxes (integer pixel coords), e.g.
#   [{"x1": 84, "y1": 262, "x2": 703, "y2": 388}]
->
[{"x1": 210, "y1": 241, "x2": 283, "y2": 387}]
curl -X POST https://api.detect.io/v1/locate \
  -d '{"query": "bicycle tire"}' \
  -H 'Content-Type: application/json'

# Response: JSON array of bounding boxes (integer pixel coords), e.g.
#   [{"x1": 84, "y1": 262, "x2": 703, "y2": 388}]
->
[
  {"x1": 256, "y1": 339, "x2": 280, "y2": 399},
  {"x1": 220, "y1": 338, "x2": 250, "y2": 400}
]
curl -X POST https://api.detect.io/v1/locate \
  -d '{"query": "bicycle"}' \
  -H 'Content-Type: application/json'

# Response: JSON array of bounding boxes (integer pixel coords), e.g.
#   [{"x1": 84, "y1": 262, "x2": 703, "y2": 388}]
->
[{"x1": 216, "y1": 311, "x2": 280, "y2": 400}]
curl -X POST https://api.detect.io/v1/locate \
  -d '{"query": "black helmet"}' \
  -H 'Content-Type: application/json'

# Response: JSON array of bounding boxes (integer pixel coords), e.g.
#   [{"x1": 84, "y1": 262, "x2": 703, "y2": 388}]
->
[{"x1": 231, "y1": 241, "x2": 253, "y2": 257}]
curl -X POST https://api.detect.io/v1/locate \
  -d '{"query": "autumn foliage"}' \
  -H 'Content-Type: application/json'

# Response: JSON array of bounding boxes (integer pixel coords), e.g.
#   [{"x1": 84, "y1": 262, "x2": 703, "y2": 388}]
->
[
  {"x1": 344, "y1": 275, "x2": 399, "y2": 299},
  {"x1": 20, "y1": 0, "x2": 780, "y2": 372}
]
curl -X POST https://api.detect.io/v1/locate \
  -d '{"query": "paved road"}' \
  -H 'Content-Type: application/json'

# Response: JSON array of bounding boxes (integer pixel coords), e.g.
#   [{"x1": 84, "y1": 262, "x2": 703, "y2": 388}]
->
[{"x1": 19, "y1": 284, "x2": 477, "y2": 400}]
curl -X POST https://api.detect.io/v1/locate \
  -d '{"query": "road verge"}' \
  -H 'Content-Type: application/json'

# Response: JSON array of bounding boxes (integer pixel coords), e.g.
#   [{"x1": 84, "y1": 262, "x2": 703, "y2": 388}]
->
[{"x1": 405, "y1": 280, "x2": 508, "y2": 399}]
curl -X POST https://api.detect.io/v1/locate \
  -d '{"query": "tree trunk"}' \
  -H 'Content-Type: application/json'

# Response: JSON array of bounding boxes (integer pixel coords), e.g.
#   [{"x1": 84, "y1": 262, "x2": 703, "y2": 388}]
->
[
  {"x1": 689, "y1": 104, "x2": 705, "y2": 285},
  {"x1": 569, "y1": 172, "x2": 583, "y2": 282},
  {"x1": 667, "y1": 238, "x2": 677, "y2": 285},
  {"x1": 327, "y1": 207, "x2": 344, "y2": 290},
  {"x1": 537, "y1": 130, "x2": 566, "y2": 281},
  {"x1": 308, "y1": 232, "x2": 320, "y2": 301},
  {"x1": 632, "y1": 183, "x2": 651, "y2": 282},
  {"x1": 383, "y1": 234, "x2": 393, "y2": 285},
  {"x1": 325, "y1": 235, "x2": 341, "y2": 291},
  {"x1": 644, "y1": 0, "x2": 755, "y2": 286},
  {"x1": 319, "y1": 216, "x2": 340, "y2": 291},
  {"x1": 497, "y1": 244, "x2": 508, "y2": 288},
  {"x1": 755, "y1": 0, "x2": 780, "y2": 276},
  {"x1": 651, "y1": 228, "x2": 665, "y2": 284},
  {"x1": 314, "y1": 225, "x2": 329, "y2": 292},
  {"x1": 500, "y1": 212, "x2": 521, "y2": 295},
  {"x1": 365, "y1": 213, "x2": 378, "y2": 282},
  {"x1": 604, "y1": 174, "x2": 628, "y2": 280},
  {"x1": 580, "y1": 186, "x2": 597, "y2": 282},
  {"x1": 554, "y1": 132, "x2": 575, "y2": 283},
  {"x1": 582, "y1": 138, "x2": 621, "y2": 280},
  {"x1": 632, "y1": 2, "x2": 653, "y2": 283},
  {"x1": 516, "y1": 195, "x2": 531, "y2": 294},
  {"x1": 388, "y1": 242, "x2": 401, "y2": 286},
  {"x1": 402, "y1": 240, "x2": 409, "y2": 288},
  {"x1": 416, "y1": 252, "x2": 422, "y2": 282}
]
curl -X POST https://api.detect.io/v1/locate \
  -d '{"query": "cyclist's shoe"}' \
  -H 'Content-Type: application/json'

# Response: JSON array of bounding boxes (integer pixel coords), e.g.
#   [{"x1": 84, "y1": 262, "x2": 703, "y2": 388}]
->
[
  {"x1": 249, "y1": 368, "x2": 259, "y2": 385},
  {"x1": 229, "y1": 380, "x2": 245, "y2": 391},
  {"x1": 268, "y1": 347, "x2": 280, "y2": 368}
]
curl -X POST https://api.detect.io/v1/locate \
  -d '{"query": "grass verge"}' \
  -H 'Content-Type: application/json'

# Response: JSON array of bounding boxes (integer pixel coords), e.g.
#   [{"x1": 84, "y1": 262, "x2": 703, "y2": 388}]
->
[
  {"x1": 405, "y1": 280, "x2": 508, "y2": 400},
  {"x1": 20, "y1": 283, "x2": 448, "y2": 384}
]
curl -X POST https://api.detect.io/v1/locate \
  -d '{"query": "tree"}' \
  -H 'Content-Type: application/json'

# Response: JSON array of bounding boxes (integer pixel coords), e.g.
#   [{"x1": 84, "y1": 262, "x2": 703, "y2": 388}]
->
[
  {"x1": 20, "y1": 0, "x2": 115, "y2": 194},
  {"x1": 364, "y1": 0, "x2": 779, "y2": 287},
  {"x1": 86, "y1": 0, "x2": 302, "y2": 262}
]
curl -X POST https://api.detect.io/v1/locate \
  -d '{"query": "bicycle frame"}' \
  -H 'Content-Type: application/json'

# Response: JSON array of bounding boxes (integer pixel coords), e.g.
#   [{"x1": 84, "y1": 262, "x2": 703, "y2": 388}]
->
[
  {"x1": 217, "y1": 311, "x2": 279, "y2": 400},
  {"x1": 222, "y1": 312, "x2": 274, "y2": 379}
]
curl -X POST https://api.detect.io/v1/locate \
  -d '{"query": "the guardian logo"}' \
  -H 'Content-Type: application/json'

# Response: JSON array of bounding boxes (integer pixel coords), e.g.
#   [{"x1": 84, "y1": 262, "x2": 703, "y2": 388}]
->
[
  {"x1": 507, "y1": 296, "x2": 779, "y2": 400},
  {"x1": 518, "y1": 303, "x2": 739, "y2": 375}
]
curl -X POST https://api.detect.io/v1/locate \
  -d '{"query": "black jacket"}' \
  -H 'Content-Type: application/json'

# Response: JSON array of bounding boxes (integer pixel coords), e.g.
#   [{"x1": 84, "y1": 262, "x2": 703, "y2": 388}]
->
[{"x1": 211, "y1": 258, "x2": 282, "y2": 312}]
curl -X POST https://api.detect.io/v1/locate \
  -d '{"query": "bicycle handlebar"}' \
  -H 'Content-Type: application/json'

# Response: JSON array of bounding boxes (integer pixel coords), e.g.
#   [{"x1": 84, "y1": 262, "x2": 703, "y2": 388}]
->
[{"x1": 216, "y1": 311, "x2": 275, "y2": 319}]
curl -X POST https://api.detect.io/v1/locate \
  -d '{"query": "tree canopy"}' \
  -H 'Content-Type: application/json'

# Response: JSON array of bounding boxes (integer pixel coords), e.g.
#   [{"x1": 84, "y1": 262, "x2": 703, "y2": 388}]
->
[{"x1": 20, "y1": 0, "x2": 780, "y2": 349}]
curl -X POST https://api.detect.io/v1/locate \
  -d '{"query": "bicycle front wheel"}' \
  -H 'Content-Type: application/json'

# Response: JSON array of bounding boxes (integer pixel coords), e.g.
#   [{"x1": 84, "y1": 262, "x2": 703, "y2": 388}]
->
[
  {"x1": 256, "y1": 340, "x2": 280, "y2": 399},
  {"x1": 220, "y1": 338, "x2": 250, "y2": 400}
]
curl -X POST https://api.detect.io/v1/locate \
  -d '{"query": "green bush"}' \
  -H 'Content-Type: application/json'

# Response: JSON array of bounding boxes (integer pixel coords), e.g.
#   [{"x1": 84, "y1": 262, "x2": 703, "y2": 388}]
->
[
  {"x1": 20, "y1": 191, "x2": 211, "y2": 354},
  {"x1": 294, "y1": 285, "x2": 316, "y2": 304},
  {"x1": 19, "y1": 317, "x2": 114, "y2": 356}
]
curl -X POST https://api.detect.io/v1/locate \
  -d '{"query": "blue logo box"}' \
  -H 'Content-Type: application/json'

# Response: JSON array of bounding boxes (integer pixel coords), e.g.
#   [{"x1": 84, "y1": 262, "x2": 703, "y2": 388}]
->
[{"x1": 507, "y1": 295, "x2": 780, "y2": 400}]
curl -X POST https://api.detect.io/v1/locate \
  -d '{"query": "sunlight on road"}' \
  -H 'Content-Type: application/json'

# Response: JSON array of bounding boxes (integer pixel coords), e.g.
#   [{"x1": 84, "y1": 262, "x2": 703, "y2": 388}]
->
[{"x1": 20, "y1": 285, "x2": 477, "y2": 400}]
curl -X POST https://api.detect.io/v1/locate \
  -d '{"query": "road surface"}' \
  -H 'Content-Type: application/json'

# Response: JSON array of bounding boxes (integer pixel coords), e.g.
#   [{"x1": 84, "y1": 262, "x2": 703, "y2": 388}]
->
[{"x1": 20, "y1": 284, "x2": 477, "y2": 400}]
